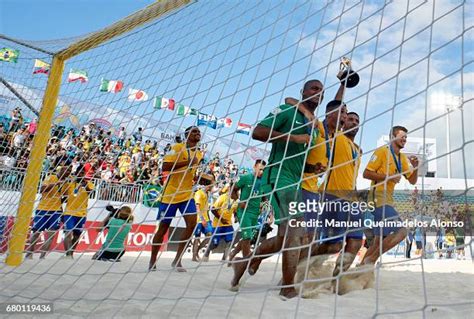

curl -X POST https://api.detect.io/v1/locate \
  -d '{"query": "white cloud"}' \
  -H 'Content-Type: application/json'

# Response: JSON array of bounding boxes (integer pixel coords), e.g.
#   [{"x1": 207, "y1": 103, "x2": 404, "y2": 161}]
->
[{"x1": 296, "y1": 0, "x2": 472, "y2": 178}]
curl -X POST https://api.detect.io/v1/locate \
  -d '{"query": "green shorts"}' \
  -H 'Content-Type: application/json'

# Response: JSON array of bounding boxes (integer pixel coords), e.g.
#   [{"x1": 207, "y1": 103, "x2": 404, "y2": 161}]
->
[
  {"x1": 263, "y1": 184, "x2": 302, "y2": 225},
  {"x1": 237, "y1": 209, "x2": 259, "y2": 240}
]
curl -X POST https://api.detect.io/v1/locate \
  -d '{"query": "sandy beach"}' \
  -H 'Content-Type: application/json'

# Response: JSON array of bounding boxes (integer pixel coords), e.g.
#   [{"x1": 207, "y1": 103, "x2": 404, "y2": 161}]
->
[{"x1": 1, "y1": 248, "x2": 472, "y2": 318}]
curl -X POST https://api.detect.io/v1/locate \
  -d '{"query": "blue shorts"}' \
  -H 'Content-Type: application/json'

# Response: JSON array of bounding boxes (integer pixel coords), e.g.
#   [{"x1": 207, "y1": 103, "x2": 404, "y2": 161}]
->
[
  {"x1": 302, "y1": 189, "x2": 321, "y2": 234},
  {"x1": 318, "y1": 194, "x2": 363, "y2": 243},
  {"x1": 62, "y1": 215, "x2": 86, "y2": 235},
  {"x1": 157, "y1": 199, "x2": 197, "y2": 225},
  {"x1": 373, "y1": 205, "x2": 403, "y2": 236},
  {"x1": 212, "y1": 226, "x2": 234, "y2": 246},
  {"x1": 194, "y1": 223, "x2": 214, "y2": 237},
  {"x1": 32, "y1": 210, "x2": 62, "y2": 232}
]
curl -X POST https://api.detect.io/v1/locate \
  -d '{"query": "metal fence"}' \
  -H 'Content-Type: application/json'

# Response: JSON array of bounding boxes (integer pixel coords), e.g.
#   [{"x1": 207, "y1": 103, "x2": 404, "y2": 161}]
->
[
  {"x1": 0, "y1": 167, "x2": 143, "y2": 204},
  {"x1": 0, "y1": 167, "x2": 26, "y2": 192}
]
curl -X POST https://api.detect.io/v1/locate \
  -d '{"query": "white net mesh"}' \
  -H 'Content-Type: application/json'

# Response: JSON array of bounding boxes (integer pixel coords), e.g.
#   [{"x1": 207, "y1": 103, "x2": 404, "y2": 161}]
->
[{"x1": 1, "y1": 0, "x2": 473, "y2": 317}]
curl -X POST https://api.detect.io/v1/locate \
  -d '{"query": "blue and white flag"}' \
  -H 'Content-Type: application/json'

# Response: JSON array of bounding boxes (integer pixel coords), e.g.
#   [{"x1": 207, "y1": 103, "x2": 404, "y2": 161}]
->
[{"x1": 197, "y1": 113, "x2": 217, "y2": 129}]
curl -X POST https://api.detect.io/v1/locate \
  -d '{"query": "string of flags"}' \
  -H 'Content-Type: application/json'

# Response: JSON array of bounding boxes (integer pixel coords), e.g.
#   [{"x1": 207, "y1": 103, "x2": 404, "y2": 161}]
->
[
  {"x1": 99, "y1": 79, "x2": 123, "y2": 92},
  {"x1": 1, "y1": 47, "x2": 253, "y2": 135},
  {"x1": 236, "y1": 123, "x2": 252, "y2": 135},
  {"x1": 68, "y1": 69, "x2": 88, "y2": 83}
]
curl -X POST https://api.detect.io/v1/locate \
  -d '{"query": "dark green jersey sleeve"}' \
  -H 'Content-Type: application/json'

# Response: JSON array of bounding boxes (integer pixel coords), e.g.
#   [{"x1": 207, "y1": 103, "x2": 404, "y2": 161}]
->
[{"x1": 258, "y1": 104, "x2": 292, "y2": 131}]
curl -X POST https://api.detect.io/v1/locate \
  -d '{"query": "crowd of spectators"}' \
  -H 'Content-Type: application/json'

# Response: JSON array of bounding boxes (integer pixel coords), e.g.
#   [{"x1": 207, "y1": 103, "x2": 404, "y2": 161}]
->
[{"x1": 0, "y1": 107, "x2": 247, "y2": 201}]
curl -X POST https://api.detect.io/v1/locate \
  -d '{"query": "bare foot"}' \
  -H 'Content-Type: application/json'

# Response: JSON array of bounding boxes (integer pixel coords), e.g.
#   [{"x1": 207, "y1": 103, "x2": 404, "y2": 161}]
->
[
  {"x1": 174, "y1": 267, "x2": 187, "y2": 273},
  {"x1": 230, "y1": 257, "x2": 248, "y2": 290},
  {"x1": 248, "y1": 259, "x2": 261, "y2": 276},
  {"x1": 229, "y1": 283, "x2": 240, "y2": 292},
  {"x1": 279, "y1": 287, "x2": 298, "y2": 300},
  {"x1": 172, "y1": 261, "x2": 186, "y2": 272}
]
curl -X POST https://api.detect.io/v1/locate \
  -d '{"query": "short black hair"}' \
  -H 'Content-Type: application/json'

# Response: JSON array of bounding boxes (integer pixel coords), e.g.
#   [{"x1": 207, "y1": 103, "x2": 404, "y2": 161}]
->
[
  {"x1": 390, "y1": 125, "x2": 408, "y2": 137},
  {"x1": 347, "y1": 111, "x2": 359, "y2": 119},
  {"x1": 255, "y1": 159, "x2": 267, "y2": 166},
  {"x1": 184, "y1": 126, "x2": 199, "y2": 138},
  {"x1": 326, "y1": 100, "x2": 346, "y2": 112},
  {"x1": 303, "y1": 79, "x2": 323, "y2": 91}
]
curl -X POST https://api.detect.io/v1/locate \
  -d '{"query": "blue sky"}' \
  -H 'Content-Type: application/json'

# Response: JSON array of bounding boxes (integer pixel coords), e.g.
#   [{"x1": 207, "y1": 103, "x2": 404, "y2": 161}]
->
[
  {"x1": 0, "y1": 0, "x2": 472, "y2": 178},
  {"x1": 0, "y1": 0, "x2": 152, "y2": 40}
]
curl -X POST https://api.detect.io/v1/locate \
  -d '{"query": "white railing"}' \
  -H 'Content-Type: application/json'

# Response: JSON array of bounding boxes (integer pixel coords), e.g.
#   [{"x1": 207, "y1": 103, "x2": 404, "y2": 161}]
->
[
  {"x1": 0, "y1": 166, "x2": 28, "y2": 192},
  {"x1": 0, "y1": 167, "x2": 143, "y2": 204},
  {"x1": 93, "y1": 180, "x2": 142, "y2": 203}
]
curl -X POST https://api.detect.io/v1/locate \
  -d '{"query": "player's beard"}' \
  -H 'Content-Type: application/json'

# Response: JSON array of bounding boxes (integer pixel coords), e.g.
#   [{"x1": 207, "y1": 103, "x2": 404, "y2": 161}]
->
[
  {"x1": 345, "y1": 128, "x2": 358, "y2": 138},
  {"x1": 302, "y1": 98, "x2": 319, "y2": 113}
]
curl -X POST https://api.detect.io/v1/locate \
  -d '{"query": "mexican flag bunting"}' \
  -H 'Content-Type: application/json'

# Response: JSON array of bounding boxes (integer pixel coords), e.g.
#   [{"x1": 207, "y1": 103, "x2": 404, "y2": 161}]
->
[
  {"x1": 176, "y1": 104, "x2": 191, "y2": 116},
  {"x1": 154, "y1": 97, "x2": 175, "y2": 110},
  {"x1": 100, "y1": 79, "x2": 124, "y2": 93}
]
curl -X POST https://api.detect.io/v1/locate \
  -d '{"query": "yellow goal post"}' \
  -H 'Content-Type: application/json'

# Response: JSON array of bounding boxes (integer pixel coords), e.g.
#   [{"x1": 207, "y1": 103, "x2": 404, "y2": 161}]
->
[{"x1": 5, "y1": 0, "x2": 192, "y2": 267}]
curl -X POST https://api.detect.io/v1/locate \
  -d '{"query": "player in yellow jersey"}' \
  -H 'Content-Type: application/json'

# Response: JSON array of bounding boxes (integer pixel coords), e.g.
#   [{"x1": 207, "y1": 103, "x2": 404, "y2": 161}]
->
[
  {"x1": 361, "y1": 126, "x2": 418, "y2": 264},
  {"x1": 309, "y1": 101, "x2": 364, "y2": 262},
  {"x1": 62, "y1": 165, "x2": 94, "y2": 259},
  {"x1": 300, "y1": 118, "x2": 327, "y2": 237},
  {"x1": 295, "y1": 102, "x2": 365, "y2": 278},
  {"x1": 26, "y1": 165, "x2": 70, "y2": 259},
  {"x1": 202, "y1": 188, "x2": 238, "y2": 261},
  {"x1": 149, "y1": 126, "x2": 203, "y2": 272},
  {"x1": 344, "y1": 112, "x2": 362, "y2": 169},
  {"x1": 192, "y1": 174, "x2": 215, "y2": 262},
  {"x1": 331, "y1": 110, "x2": 364, "y2": 276}
]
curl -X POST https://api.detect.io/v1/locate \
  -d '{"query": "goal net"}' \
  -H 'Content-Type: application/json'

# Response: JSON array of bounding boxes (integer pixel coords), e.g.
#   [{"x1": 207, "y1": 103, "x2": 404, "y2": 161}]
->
[{"x1": 0, "y1": 0, "x2": 472, "y2": 317}]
